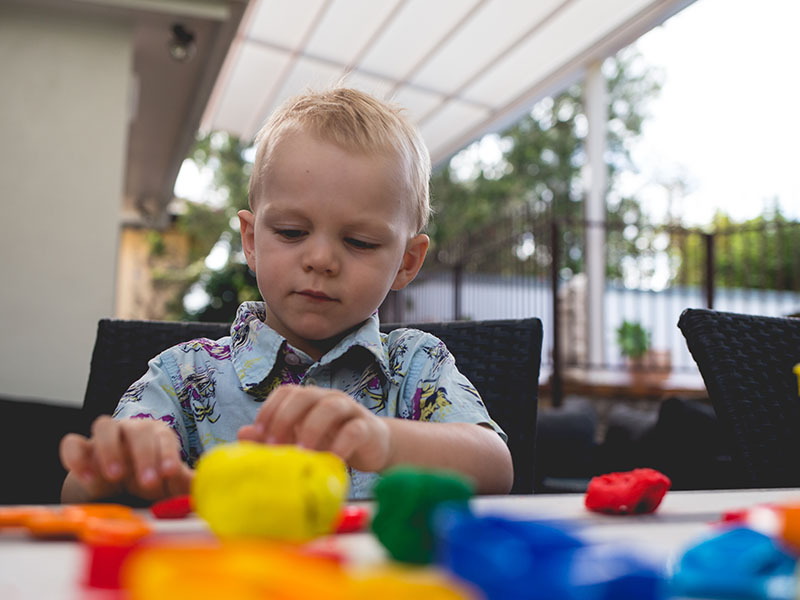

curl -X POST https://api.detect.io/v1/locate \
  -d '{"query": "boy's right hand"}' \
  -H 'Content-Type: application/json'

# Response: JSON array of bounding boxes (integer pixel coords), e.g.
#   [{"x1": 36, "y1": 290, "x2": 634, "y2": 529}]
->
[{"x1": 59, "y1": 416, "x2": 194, "y2": 503}]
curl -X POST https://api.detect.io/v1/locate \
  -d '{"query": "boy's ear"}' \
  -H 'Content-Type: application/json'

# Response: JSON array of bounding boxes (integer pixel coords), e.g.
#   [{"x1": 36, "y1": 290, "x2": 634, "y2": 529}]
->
[
  {"x1": 238, "y1": 209, "x2": 257, "y2": 271},
  {"x1": 391, "y1": 233, "x2": 430, "y2": 291}
]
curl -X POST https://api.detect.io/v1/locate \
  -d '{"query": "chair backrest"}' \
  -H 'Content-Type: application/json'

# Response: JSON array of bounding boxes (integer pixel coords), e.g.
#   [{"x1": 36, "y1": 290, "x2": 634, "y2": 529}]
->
[
  {"x1": 84, "y1": 317, "x2": 543, "y2": 494},
  {"x1": 678, "y1": 308, "x2": 800, "y2": 487},
  {"x1": 382, "y1": 319, "x2": 543, "y2": 494},
  {"x1": 81, "y1": 320, "x2": 231, "y2": 434}
]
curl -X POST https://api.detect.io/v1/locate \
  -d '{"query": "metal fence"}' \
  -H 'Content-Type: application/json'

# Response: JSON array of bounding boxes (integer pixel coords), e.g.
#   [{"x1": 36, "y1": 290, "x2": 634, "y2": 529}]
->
[{"x1": 382, "y1": 210, "x2": 800, "y2": 400}]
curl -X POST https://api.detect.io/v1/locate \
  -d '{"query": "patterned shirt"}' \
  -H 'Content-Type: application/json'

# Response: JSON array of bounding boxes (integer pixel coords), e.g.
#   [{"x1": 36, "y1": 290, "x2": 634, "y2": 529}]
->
[{"x1": 113, "y1": 301, "x2": 506, "y2": 499}]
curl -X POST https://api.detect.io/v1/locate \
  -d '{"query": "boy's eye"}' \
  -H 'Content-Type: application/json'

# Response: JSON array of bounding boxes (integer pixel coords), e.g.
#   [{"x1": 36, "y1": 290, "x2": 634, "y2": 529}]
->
[
  {"x1": 276, "y1": 229, "x2": 305, "y2": 240},
  {"x1": 346, "y1": 238, "x2": 379, "y2": 250}
]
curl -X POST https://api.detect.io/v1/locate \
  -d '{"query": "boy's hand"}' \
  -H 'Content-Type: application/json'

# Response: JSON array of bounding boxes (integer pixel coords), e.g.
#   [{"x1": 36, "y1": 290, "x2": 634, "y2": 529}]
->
[
  {"x1": 59, "y1": 416, "x2": 194, "y2": 502},
  {"x1": 237, "y1": 385, "x2": 392, "y2": 473}
]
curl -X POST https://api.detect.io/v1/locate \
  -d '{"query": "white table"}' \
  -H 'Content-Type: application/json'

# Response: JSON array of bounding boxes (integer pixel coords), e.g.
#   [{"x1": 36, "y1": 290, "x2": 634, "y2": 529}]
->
[{"x1": 2, "y1": 488, "x2": 799, "y2": 599}]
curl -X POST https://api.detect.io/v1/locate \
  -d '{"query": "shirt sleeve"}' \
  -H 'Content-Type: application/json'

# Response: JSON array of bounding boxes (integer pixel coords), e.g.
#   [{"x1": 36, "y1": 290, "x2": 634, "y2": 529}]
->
[
  {"x1": 398, "y1": 332, "x2": 508, "y2": 443},
  {"x1": 112, "y1": 351, "x2": 198, "y2": 465}
]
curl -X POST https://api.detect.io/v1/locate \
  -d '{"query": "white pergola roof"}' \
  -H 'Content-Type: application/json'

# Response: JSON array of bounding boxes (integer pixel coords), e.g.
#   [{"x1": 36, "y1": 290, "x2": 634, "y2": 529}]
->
[
  {"x1": 32, "y1": 0, "x2": 695, "y2": 220},
  {"x1": 202, "y1": 0, "x2": 694, "y2": 167}
]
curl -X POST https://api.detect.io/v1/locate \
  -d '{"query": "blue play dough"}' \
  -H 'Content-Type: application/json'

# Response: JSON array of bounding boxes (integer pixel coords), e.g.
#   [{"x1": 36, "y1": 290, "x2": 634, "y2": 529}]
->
[
  {"x1": 670, "y1": 526, "x2": 797, "y2": 599},
  {"x1": 433, "y1": 507, "x2": 666, "y2": 600}
]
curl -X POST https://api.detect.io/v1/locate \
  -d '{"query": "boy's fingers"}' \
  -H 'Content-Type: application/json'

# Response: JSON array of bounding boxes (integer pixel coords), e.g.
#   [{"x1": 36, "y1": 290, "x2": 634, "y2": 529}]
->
[
  {"x1": 62, "y1": 417, "x2": 190, "y2": 502},
  {"x1": 236, "y1": 424, "x2": 261, "y2": 442},
  {"x1": 59, "y1": 433, "x2": 95, "y2": 481},
  {"x1": 336, "y1": 412, "x2": 391, "y2": 473},
  {"x1": 120, "y1": 421, "x2": 163, "y2": 491},
  {"x1": 253, "y1": 384, "x2": 297, "y2": 437},
  {"x1": 329, "y1": 418, "x2": 370, "y2": 462},
  {"x1": 165, "y1": 464, "x2": 195, "y2": 498},
  {"x1": 156, "y1": 425, "x2": 183, "y2": 476},
  {"x1": 60, "y1": 434, "x2": 124, "y2": 498},
  {"x1": 90, "y1": 415, "x2": 127, "y2": 482},
  {"x1": 265, "y1": 386, "x2": 330, "y2": 444},
  {"x1": 295, "y1": 395, "x2": 352, "y2": 450}
]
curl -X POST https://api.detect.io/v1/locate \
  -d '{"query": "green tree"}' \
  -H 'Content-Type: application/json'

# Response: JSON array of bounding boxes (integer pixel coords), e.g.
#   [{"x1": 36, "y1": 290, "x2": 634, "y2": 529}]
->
[
  {"x1": 171, "y1": 132, "x2": 260, "y2": 322},
  {"x1": 174, "y1": 47, "x2": 667, "y2": 316},
  {"x1": 429, "y1": 47, "x2": 663, "y2": 280},
  {"x1": 674, "y1": 203, "x2": 800, "y2": 291}
]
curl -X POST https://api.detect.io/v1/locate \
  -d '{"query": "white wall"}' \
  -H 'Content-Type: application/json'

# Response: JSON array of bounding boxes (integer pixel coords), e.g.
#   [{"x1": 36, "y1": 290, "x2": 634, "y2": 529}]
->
[{"x1": 0, "y1": 5, "x2": 132, "y2": 406}]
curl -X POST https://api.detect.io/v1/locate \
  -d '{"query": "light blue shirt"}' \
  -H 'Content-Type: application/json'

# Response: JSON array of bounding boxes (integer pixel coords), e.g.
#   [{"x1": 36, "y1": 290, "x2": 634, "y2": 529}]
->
[{"x1": 113, "y1": 301, "x2": 506, "y2": 498}]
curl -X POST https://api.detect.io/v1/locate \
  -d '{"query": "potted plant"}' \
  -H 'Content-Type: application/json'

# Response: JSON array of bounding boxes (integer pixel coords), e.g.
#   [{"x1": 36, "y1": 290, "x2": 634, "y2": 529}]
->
[
  {"x1": 616, "y1": 320, "x2": 671, "y2": 385},
  {"x1": 616, "y1": 320, "x2": 650, "y2": 361}
]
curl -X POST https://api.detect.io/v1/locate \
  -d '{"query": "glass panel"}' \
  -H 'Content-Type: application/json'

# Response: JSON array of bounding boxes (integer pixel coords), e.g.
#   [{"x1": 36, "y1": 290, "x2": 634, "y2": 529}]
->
[
  {"x1": 212, "y1": 44, "x2": 290, "y2": 137},
  {"x1": 248, "y1": 0, "x2": 327, "y2": 49}
]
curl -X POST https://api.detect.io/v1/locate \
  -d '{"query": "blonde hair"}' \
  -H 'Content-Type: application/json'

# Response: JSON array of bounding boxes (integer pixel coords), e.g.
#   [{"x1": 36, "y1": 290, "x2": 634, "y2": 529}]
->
[{"x1": 248, "y1": 87, "x2": 431, "y2": 233}]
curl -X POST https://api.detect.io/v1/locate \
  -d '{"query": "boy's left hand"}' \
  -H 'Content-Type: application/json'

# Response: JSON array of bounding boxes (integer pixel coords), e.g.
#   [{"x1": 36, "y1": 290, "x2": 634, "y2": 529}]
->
[{"x1": 237, "y1": 385, "x2": 392, "y2": 473}]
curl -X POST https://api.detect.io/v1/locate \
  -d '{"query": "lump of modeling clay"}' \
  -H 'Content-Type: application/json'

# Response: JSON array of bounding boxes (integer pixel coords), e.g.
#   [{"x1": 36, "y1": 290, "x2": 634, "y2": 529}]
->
[
  {"x1": 585, "y1": 468, "x2": 671, "y2": 515},
  {"x1": 192, "y1": 442, "x2": 348, "y2": 541},
  {"x1": 371, "y1": 467, "x2": 474, "y2": 564}
]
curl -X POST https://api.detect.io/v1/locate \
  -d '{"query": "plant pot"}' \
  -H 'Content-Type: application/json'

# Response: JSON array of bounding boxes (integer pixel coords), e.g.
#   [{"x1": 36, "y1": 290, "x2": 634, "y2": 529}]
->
[{"x1": 627, "y1": 349, "x2": 672, "y2": 388}]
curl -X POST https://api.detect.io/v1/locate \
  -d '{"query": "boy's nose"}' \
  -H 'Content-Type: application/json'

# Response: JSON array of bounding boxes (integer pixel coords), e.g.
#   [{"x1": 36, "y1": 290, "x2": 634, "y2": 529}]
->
[{"x1": 302, "y1": 238, "x2": 340, "y2": 275}]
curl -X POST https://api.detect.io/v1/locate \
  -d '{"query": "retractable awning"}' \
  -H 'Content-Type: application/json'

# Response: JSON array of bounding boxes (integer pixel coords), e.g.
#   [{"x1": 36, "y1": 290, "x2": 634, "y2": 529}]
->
[
  {"x1": 30, "y1": 0, "x2": 695, "y2": 219},
  {"x1": 202, "y1": 0, "x2": 695, "y2": 167}
]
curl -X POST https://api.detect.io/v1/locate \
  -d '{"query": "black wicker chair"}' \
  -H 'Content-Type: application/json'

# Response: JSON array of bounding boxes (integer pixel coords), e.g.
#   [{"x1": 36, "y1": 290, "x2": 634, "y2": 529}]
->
[
  {"x1": 678, "y1": 308, "x2": 800, "y2": 488},
  {"x1": 81, "y1": 317, "x2": 543, "y2": 494}
]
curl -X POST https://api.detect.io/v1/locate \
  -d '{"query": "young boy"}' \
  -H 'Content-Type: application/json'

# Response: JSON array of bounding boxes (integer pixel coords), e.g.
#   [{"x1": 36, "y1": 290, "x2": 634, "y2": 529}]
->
[{"x1": 60, "y1": 88, "x2": 513, "y2": 503}]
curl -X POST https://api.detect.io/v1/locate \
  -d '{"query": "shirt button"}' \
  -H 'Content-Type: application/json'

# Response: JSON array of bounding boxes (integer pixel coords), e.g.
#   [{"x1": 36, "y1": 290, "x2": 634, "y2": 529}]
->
[{"x1": 285, "y1": 353, "x2": 300, "y2": 365}]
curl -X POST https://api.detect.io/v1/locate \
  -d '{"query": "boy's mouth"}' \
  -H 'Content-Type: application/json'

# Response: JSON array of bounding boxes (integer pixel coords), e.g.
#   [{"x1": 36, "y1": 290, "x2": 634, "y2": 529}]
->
[{"x1": 296, "y1": 289, "x2": 336, "y2": 302}]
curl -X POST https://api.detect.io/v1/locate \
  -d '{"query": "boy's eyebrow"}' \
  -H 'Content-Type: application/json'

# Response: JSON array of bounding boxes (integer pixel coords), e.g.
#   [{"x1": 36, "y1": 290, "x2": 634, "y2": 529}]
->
[{"x1": 260, "y1": 205, "x2": 308, "y2": 220}]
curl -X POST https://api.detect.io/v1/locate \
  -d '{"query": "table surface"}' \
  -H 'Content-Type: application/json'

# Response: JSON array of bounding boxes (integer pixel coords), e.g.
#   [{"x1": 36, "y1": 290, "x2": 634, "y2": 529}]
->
[
  {"x1": 2, "y1": 488, "x2": 799, "y2": 600},
  {"x1": 542, "y1": 367, "x2": 708, "y2": 399}
]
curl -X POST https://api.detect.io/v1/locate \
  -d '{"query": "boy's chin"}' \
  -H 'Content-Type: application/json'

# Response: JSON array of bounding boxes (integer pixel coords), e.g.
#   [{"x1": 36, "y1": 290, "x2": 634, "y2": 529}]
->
[
  {"x1": 315, "y1": 319, "x2": 368, "y2": 342},
  {"x1": 301, "y1": 317, "x2": 371, "y2": 344}
]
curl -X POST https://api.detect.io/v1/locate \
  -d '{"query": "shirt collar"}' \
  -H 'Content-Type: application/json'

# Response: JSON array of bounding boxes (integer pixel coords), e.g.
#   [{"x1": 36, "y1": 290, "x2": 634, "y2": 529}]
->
[
  {"x1": 316, "y1": 311, "x2": 393, "y2": 381},
  {"x1": 230, "y1": 302, "x2": 393, "y2": 391}
]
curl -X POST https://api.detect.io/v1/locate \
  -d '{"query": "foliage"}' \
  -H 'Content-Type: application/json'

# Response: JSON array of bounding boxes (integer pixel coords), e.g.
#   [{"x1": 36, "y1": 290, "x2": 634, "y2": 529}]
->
[
  {"x1": 146, "y1": 230, "x2": 166, "y2": 257},
  {"x1": 183, "y1": 262, "x2": 260, "y2": 322},
  {"x1": 616, "y1": 320, "x2": 650, "y2": 359},
  {"x1": 672, "y1": 203, "x2": 800, "y2": 291},
  {"x1": 164, "y1": 132, "x2": 260, "y2": 321},
  {"x1": 429, "y1": 47, "x2": 664, "y2": 280},
  {"x1": 177, "y1": 199, "x2": 230, "y2": 264},
  {"x1": 171, "y1": 47, "x2": 676, "y2": 317},
  {"x1": 163, "y1": 49, "x2": 799, "y2": 321}
]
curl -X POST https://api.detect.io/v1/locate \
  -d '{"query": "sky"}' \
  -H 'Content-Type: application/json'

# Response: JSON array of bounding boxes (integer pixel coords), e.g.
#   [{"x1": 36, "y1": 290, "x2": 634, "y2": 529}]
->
[
  {"x1": 176, "y1": 0, "x2": 800, "y2": 228},
  {"x1": 627, "y1": 0, "x2": 800, "y2": 225}
]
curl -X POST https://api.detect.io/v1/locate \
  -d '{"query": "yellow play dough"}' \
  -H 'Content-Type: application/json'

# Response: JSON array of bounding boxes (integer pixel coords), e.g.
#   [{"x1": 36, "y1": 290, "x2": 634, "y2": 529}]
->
[{"x1": 192, "y1": 442, "x2": 348, "y2": 541}]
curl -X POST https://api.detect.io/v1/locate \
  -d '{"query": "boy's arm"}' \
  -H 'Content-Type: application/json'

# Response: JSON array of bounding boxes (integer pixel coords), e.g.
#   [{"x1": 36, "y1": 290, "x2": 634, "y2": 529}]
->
[
  {"x1": 238, "y1": 385, "x2": 513, "y2": 494},
  {"x1": 383, "y1": 418, "x2": 513, "y2": 494},
  {"x1": 385, "y1": 332, "x2": 512, "y2": 493}
]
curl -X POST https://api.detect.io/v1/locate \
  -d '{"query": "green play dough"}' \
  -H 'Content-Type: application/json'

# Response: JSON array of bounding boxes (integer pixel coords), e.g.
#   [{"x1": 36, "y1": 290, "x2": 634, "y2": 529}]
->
[{"x1": 371, "y1": 466, "x2": 475, "y2": 564}]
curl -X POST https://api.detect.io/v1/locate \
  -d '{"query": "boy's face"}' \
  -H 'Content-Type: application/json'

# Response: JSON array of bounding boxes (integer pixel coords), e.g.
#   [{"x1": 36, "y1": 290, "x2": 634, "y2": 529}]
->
[{"x1": 239, "y1": 130, "x2": 429, "y2": 359}]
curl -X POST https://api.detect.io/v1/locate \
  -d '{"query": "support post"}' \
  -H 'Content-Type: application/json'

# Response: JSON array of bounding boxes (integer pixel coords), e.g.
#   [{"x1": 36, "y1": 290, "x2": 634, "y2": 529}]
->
[
  {"x1": 453, "y1": 264, "x2": 463, "y2": 320},
  {"x1": 704, "y1": 232, "x2": 715, "y2": 308},
  {"x1": 585, "y1": 61, "x2": 607, "y2": 371},
  {"x1": 550, "y1": 220, "x2": 562, "y2": 407}
]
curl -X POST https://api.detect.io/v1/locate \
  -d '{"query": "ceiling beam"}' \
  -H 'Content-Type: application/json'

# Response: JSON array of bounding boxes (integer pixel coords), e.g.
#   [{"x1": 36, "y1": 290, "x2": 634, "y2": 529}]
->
[{"x1": 70, "y1": 0, "x2": 230, "y2": 20}]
